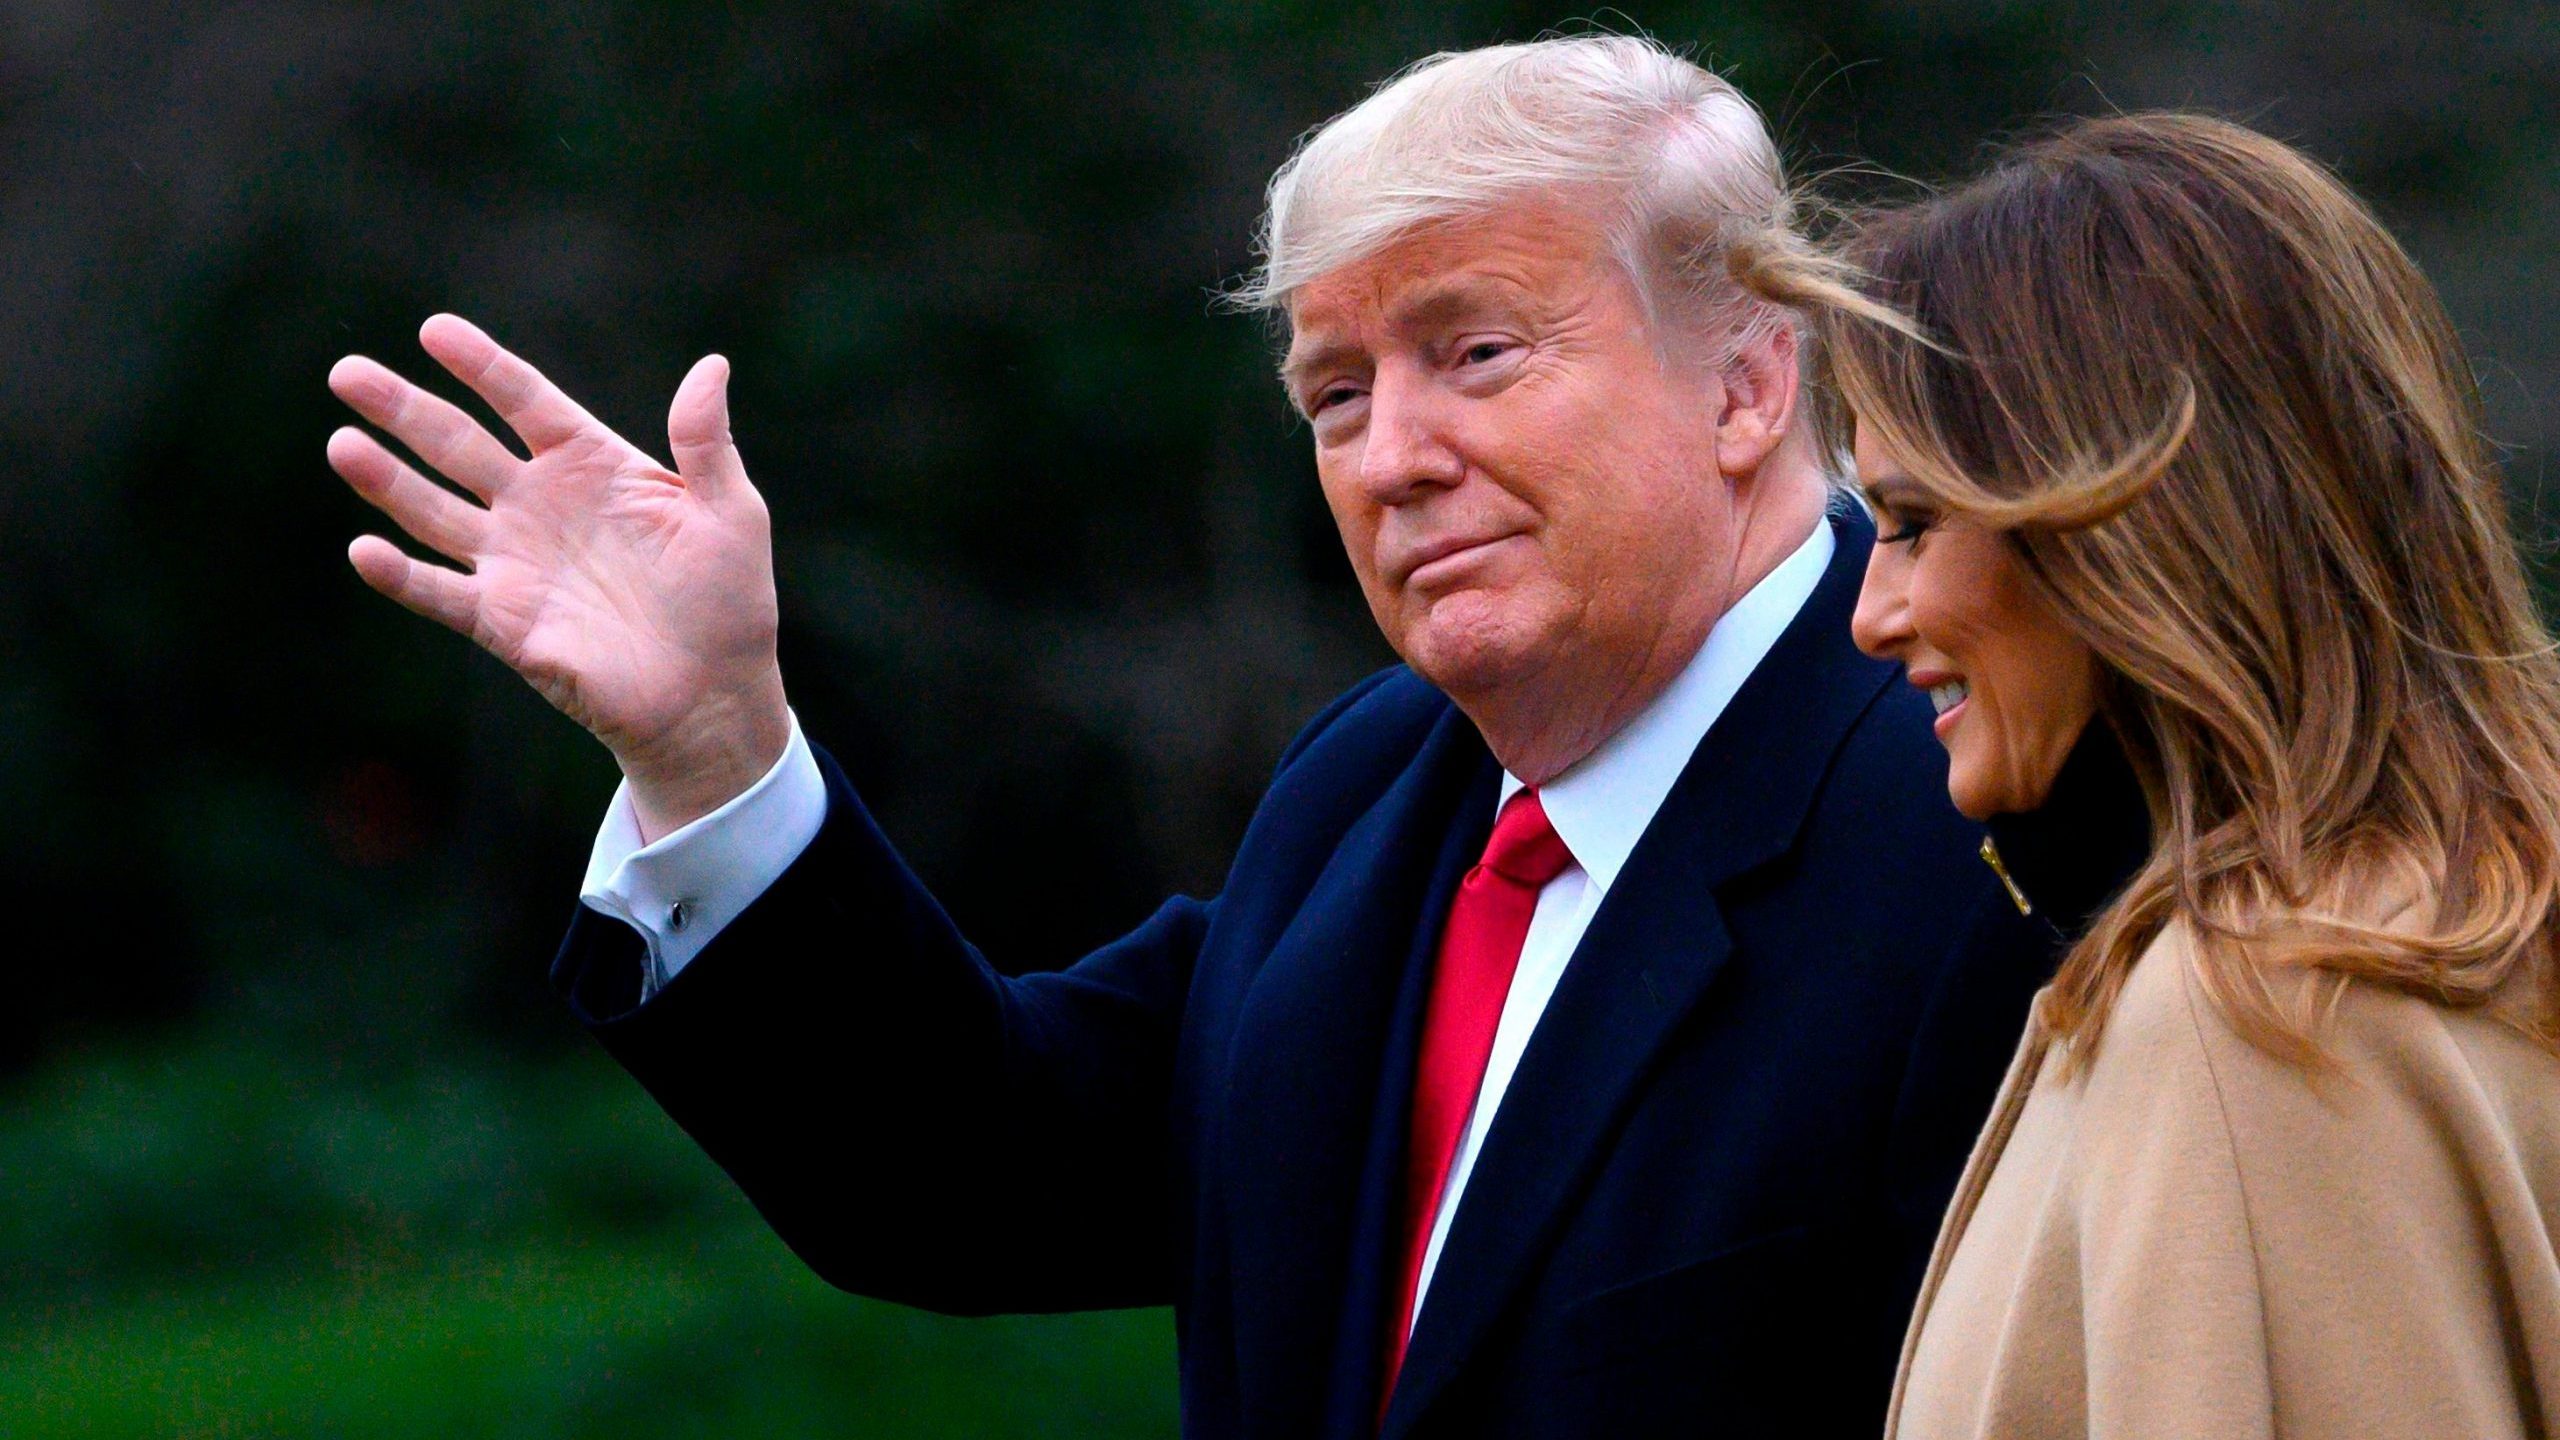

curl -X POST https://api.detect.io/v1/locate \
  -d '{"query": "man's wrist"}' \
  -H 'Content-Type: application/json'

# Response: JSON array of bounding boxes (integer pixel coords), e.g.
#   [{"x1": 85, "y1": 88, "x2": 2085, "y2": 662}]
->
[
  {"x1": 582, "y1": 709, "x2": 823, "y2": 993},
  {"x1": 620, "y1": 671, "x2": 793, "y2": 843}
]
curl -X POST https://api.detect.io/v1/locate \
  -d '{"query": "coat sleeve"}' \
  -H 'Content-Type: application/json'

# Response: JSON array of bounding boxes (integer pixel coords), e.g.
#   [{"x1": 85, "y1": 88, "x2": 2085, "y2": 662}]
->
[
  {"x1": 2069, "y1": 940, "x2": 2555, "y2": 1439},
  {"x1": 553, "y1": 747, "x2": 1204, "y2": 1316},
  {"x1": 547, "y1": 668, "x2": 1406, "y2": 1319}
]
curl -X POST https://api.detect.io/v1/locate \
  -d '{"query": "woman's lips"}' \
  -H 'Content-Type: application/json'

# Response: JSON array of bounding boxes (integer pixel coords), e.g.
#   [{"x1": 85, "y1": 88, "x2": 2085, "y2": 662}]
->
[{"x1": 1914, "y1": 675, "x2": 1970, "y2": 742}]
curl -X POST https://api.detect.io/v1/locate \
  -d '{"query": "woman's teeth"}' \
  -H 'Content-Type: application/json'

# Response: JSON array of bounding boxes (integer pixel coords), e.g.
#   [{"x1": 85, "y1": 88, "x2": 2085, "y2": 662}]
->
[{"x1": 1929, "y1": 680, "x2": 1969, "y2": 715}]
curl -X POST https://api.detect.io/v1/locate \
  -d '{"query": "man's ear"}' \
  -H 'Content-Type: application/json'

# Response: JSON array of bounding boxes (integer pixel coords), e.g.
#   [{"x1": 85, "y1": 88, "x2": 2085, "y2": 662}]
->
[{"x1": 1713, "y1": 325, "x2": 1800, "y2": 480}]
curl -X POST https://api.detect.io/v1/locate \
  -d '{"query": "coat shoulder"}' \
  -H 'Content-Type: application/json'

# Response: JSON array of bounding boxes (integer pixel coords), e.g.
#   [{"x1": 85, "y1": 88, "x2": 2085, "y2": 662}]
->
[
  {"x1": 2069, "y1": 908, "x2": 2560, "y2": 1256},
  {"x1": 2055, "y1": 907, "x2": 2560, "y2": 1438},
  {"x1": 1273, "y1": 664, "x2": 1450, "y2": 776},
  {"x1": 1819, "y1": 675, "x2": 1982, "y2": 853},
  {"x1": 1787, "y1": 669, "x2": 2006, "y2": 945},
  {"x1": 1209, "y1": 665, "x2": 1471, "y2": 908}
]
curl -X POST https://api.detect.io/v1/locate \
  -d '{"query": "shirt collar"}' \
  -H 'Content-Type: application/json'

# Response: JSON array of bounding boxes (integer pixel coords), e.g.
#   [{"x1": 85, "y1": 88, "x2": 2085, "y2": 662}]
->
[{"x1": 1499, "y1": 518, "x2": 1836, "y2": 894}]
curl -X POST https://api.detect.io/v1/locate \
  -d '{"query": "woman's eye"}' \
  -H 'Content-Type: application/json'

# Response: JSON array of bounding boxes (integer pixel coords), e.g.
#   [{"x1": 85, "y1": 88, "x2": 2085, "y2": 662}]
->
[{"x1": 1879, "y1": 511, "x2": 1936, "y2": 546}]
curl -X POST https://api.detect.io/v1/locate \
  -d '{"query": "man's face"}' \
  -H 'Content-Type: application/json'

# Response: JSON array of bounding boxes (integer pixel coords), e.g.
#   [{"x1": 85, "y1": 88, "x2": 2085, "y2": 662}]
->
[{"x1": 1284, "y1": 204, "x2": 1738, "y2": 703}]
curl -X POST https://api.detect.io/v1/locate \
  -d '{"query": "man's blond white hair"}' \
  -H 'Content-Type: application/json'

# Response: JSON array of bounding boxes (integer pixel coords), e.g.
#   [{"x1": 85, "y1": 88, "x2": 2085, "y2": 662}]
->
[{"x1": 1236, "y1": 35, "x2": 1797, "y2": 366}]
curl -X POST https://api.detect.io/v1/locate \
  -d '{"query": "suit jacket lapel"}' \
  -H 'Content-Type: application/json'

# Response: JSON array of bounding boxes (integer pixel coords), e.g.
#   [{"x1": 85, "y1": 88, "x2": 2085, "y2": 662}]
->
[
  {"x1": 1381, "y1": 510, "x2": 1899, "y2": 1436},
  {"x1": 1224, "y1": 700, "x2": 1497, "y2": 1439}
]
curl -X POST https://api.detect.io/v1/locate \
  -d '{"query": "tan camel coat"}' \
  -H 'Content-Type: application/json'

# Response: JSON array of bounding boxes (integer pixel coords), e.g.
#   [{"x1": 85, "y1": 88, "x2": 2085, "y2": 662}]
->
[{"x1": 1889, "y1": 909, "x2": 2560, "y2": 1440}]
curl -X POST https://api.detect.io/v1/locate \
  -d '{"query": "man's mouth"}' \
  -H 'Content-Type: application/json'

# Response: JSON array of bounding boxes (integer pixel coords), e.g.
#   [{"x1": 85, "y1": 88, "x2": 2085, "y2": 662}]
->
[
  {"x1": 1398, "y1": 533, "x2": 1517, "y2": 588},
  {"x1": 1927, "y1": 679, "x2": 1969, "y2": 716}
]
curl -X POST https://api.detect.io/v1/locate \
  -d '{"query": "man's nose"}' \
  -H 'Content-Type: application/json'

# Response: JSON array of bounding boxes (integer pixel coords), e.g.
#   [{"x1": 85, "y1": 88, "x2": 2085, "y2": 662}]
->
[
  {"x1": 1850, "y1": 540, "x2": 1914, "y2": 661},
  {"x1": 1354, "y1": 364, "x2": 1465, "y2": 503}
]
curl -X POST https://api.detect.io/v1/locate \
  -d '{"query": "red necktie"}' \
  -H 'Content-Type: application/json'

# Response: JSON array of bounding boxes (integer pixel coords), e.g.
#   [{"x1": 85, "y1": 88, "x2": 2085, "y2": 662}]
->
[{"x1": 1381, "y1": 789, "x2": 1575, "y2": 1407}]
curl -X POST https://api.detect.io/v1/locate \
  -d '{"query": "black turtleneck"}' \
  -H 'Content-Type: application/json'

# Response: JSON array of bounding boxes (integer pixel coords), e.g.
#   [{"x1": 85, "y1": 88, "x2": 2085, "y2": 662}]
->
[{"x1": 1982, "y1": 721, "x2": 2154, "y2": 948}]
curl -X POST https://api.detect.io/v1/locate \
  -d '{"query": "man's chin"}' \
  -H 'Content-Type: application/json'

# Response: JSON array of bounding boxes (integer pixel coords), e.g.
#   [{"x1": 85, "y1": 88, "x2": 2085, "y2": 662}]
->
[{"x1": 1395, "y1": 614, "x2": 1549, "y2": 701}]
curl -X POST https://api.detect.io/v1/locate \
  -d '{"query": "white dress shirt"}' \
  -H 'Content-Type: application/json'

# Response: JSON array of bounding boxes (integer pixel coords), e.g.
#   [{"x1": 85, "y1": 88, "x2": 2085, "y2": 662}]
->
[{"x1": 580, "y1": 519, "x2": 1836, "y2": 1325}]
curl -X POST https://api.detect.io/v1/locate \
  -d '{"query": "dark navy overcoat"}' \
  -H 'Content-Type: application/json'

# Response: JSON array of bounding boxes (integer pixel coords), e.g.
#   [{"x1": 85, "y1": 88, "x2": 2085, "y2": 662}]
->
[{"x1": 554, "y1": 509, "x2": 2050, "y2": 1439}]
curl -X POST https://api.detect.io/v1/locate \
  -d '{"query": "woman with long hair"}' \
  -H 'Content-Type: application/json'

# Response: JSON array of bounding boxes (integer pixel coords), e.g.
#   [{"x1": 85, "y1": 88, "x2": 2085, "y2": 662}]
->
[{"x1": 1739, "y1": 113, "x2": 2560, "y2": 1436}]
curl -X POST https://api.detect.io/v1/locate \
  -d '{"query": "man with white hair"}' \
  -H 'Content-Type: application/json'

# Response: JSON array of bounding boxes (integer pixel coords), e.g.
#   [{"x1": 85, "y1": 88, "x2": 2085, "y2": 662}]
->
[{"x1": 327, "y1": 36, "x2": 2046, "y2": 1439}]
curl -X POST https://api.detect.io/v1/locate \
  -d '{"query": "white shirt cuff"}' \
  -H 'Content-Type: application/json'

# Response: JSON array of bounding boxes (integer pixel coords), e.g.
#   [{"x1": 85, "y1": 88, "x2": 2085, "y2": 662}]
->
[{"x1": 577, "y1": 710, "x2": 828, "y2": 996}]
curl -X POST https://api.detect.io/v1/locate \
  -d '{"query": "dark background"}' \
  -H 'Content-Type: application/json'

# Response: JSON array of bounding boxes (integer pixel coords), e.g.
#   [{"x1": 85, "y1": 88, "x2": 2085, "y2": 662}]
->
[{"x1": 2, "y1": 2, "x2": 2551, "y2": 1433}]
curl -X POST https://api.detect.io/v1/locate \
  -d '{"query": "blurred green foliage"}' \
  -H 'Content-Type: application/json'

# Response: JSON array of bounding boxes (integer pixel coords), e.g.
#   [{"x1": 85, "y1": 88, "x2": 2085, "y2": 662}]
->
[{"x1": 0, "y1": 0, "x2": 2552, "y2": 1433}]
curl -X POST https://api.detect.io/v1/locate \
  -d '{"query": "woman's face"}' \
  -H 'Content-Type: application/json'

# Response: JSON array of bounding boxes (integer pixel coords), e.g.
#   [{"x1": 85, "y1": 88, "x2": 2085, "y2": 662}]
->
[{"x1": 1849, "y1": 423, "x2": 2103, "y2": 820}]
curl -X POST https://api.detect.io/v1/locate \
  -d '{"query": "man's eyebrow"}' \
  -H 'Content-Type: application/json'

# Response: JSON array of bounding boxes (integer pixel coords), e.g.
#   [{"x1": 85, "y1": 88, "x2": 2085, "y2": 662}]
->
[
  {"x1": 1278, "y1": 278, "x2": 1529, "y2": 395},
  {"x1": 1280, "y1": 338, "x2": 1364, "y2": 396},
  {"x1": 1280, "y1": 335, "x2": 1361, "y2": 381},
  {"x1": 1395, "y1": 280, "x2": 1518, "y2": 331}
]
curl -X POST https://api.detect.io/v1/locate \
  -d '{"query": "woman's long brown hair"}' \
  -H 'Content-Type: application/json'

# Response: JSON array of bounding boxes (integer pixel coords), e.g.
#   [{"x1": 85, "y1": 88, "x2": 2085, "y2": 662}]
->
[{"x1": 1738, "y1": 113, "x2": 2560, "y2": 1065}]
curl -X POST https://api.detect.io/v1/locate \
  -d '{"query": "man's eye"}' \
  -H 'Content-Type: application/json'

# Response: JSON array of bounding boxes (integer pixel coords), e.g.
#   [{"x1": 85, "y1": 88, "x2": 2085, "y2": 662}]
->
[
  {"x1": 1309, "y1": 385, "x2": 1361, "y2": 415},
  {"x1": 1459, "y1": 341, "x2": 1513, "y2": 366}
]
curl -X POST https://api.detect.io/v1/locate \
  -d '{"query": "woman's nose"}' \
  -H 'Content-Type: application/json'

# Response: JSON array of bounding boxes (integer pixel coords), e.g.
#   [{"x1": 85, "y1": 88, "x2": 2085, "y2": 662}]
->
[{"x1": 1851, "y1": 540, "x2": 1914, "y2": 661}]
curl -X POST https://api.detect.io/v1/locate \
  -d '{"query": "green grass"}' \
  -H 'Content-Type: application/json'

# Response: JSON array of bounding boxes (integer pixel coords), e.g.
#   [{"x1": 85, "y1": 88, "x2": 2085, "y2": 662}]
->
[
  {"x1": 0, "y1": 1045, "x2": 1179, "y2": 1437},
  {"x1": 1, "y1": 1224, "x2": 1177, "y2": 1439},
  {"x1": 9, "y1": 1243, "x2": 690, "y2": 1439}
]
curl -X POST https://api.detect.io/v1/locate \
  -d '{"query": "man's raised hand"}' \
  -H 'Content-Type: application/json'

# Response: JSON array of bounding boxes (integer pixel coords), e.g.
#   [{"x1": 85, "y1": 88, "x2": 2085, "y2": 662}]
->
[{"x1": 329, "y1": 314, "x2": 790, "y2": 841}]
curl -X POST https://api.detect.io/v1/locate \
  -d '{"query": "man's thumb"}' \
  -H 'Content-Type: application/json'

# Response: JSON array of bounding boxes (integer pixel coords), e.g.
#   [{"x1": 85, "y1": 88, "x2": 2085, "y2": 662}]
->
[{"x1": 668, "y1": 355, "x2": 749, "y2": 499}]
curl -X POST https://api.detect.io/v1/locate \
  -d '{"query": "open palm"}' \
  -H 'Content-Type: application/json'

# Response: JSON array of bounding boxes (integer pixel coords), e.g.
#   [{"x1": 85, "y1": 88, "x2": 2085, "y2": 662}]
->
[{"x1": 329, "y1": 314, "x2": 790, "y2": 834}]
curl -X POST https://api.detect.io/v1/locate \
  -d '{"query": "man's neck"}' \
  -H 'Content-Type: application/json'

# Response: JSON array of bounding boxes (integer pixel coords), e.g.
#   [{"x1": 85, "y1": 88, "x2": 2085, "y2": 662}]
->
[
  {"x1": 1469, "y1": 612, "x2": 1716, "y2": 787},
  {"x1": 1468, "y1": 472, "x2": 1830, "y2": 786}
]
